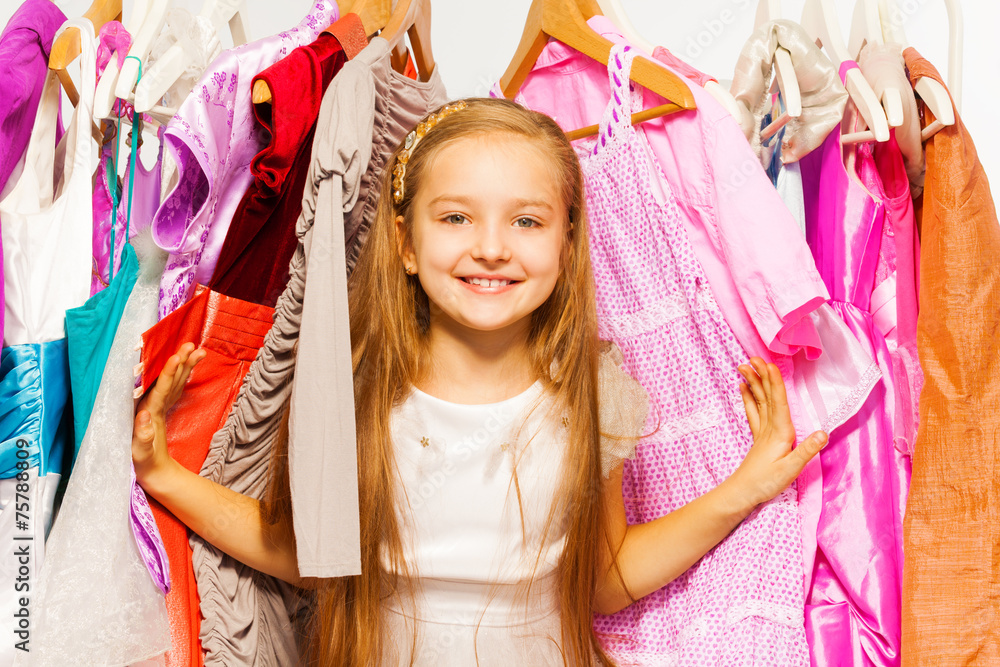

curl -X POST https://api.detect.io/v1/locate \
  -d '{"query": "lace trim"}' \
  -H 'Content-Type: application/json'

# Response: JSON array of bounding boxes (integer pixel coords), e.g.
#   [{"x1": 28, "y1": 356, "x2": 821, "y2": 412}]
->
[
  {"x1": 820, "y1": 360, "x2": 882, "y2": 434},
  {"x1": 650, "y1": 405, "x2": 722, "y2": 443},
  {"x1": 597, "y1": 283, "x2": 717, "y2": 340},
  {"x1": 604, "y1": 601, "x2": 804, "y2": 666},
  {"x1": 727, "y1": 600, "x2": 803, "y2": 627}
]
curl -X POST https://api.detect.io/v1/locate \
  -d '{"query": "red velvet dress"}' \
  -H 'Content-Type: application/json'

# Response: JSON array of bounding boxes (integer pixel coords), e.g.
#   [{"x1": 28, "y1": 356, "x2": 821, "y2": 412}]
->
[{"x1": 209, "y1": 18, "x2": 364, "y2": 306}]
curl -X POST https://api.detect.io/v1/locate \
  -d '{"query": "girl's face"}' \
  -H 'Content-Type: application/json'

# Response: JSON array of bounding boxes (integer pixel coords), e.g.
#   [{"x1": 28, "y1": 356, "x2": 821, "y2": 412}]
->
[{"x1": 398, "y1": 134, "x2": 568, "y2": 339}]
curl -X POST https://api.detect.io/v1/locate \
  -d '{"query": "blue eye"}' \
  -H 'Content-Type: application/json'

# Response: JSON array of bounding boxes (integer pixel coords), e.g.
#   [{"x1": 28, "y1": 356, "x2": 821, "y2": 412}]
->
[
  {"x1": 445, "y1": 214, "x2": 467, "y2": 225},
  {"x1": 514, "y1": 217, "x2": 539, "y2": 228}
]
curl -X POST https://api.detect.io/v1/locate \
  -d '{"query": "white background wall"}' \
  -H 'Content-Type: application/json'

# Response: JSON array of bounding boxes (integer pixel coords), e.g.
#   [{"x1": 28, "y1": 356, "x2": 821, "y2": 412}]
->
[{"x1": 6, "y1": 0, "x2": 999, "y2": 201}]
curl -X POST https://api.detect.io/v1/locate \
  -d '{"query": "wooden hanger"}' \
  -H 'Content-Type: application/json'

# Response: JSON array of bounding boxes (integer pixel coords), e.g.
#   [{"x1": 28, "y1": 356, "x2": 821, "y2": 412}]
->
[
  {"x1": 379, "y1": 0, "x2": 434, "y2": 81},
  {"x1": 500, "y1": 0, "x2": 695, "y2": 141},
  {"x1": 252, "y1": 0, "x2": 403, "y2": 104},
  {"x1": 751, "y1": 0, "x2": 803, "y2": 142},
  {"x1": 49, "y1": 0, "x2": 122, "y2": 108},
  {"x1": 800, "y1": 0, "x2": 890, "y2": 143},
  {"x1": 331, "y1": 0, "x2": 391, "y2": 38},
  {"x1": 878, "y1": 0, "x2": 959, "y2": 140},
  {"x1": 596, "y1": 0, "x2": 742, "y2": 122}
]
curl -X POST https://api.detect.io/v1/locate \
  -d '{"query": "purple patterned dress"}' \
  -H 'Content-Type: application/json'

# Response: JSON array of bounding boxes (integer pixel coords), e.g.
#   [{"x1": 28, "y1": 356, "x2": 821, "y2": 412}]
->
[
  {"x1": 584, "y1": 45, "x2": 808, "y2": 665},
  {"x1": 151, "y1": 0, "x2": 339, "y2": 318}
]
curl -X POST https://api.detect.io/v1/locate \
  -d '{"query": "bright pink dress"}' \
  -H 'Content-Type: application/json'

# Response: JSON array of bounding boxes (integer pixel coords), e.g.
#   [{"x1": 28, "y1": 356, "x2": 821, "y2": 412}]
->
[
  {"x1": 872, "y1": 135, "x2": 923, "y2": 455},
  {"x1": 151, "y1": 0, "x2": 339, "y2": 318},
  {"x1": 797, "y1": 62, "x2": 911, "y2": 666}
]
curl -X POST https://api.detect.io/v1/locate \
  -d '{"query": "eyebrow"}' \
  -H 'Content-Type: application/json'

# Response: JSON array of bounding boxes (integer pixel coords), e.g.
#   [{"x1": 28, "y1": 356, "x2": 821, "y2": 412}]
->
[{"x1": 426, "y1": 194, "x2": 555, "y2": 211}]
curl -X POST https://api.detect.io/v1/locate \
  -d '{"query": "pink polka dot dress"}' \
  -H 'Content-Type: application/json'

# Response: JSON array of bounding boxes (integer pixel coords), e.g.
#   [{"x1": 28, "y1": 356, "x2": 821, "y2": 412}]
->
[{"x1": 584, "y1": 45, "x2": 808, "y2": 666}]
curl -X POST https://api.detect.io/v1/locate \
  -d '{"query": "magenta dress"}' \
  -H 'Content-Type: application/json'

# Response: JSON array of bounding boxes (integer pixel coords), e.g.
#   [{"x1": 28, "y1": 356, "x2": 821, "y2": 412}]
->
[
  {"x1": 151, "y1": 0, "x2": 339, "y2": 318},
  {"x1": 90, "y1": 22, "x2": 164, "y2": 295},
  {"x1": 797, "y1": 62, "x2": 911, "y2": 666},
  {"x1": 872, "y1": 135, "x2": 923, "y2": 455},
  {"x1": 580, "y1": 44, "x2": 808, "y2": 665}
]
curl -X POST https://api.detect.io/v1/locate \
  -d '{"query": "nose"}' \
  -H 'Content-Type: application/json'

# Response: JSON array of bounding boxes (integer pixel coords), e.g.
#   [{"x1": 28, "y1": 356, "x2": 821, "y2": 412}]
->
[{"x1": 471, "y1": 219, "x2": 512, "y2": 264}]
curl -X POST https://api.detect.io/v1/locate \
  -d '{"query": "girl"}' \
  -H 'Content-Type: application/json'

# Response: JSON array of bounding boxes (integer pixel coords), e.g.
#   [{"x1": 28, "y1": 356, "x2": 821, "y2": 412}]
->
[{"x1": 132, "y1": 97, "x2": 827, "y2": 666}]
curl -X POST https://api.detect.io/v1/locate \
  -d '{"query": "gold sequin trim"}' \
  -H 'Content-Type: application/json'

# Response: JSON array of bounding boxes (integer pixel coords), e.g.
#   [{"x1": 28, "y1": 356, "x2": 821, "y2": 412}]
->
[{"x1": 393, "y1": 101, "x2": 468, "y2": 204}]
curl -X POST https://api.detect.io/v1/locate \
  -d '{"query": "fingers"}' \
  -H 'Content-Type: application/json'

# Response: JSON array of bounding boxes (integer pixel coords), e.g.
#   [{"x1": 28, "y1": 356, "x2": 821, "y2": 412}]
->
[
  {"x1": 789, "y1": 430, "x2": 828, "y2": 471},
  {"x1": 146, "y1": 344, "x2": 205, "y2": 417},
  {"x1": 168, "y1": 346, "x2": 205, "y2": 401},
  {"x1": 134, "y1": 409, "x2": 154, "y2": 445},
  {"x1": 750, "y1": 357, "x2": 772, "y2": 405},
  {"x1": 739, "y1": 382, "x2": 761, "y2": 435},
  {"x1": 765, "y1": 362, "x2": 796, "y2": 439},
  {"x1": 738, "y1": 362, "x2": 766, "y2": 408},
  {"x1": 766, "y1": 363, "x2": 789, "y2": 410}
]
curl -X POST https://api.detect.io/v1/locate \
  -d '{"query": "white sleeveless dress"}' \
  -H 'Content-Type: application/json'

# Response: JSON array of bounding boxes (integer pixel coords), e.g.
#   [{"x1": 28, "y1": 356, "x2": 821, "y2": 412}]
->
[
  {"x1": 0, "y1": 17, "x2": 98, "y2": 667},
  {"x1": 383, "y1": 346, "x2": 648, "y2": 665},
  {"x1": 0, "y1": 17, "x2": 95, "y2": 347}
]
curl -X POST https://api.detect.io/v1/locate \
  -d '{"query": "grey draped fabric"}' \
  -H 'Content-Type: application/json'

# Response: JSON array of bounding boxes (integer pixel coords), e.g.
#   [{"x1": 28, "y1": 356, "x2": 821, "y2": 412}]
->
[{"x1": 190, "y1": 37, "x2": 447, "y2": 665}]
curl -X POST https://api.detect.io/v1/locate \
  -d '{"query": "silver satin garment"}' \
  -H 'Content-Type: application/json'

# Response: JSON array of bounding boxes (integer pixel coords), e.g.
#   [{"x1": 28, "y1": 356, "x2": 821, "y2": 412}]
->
[{"x1": 729, "y1": 19, "x2": 848, "y2": 164}]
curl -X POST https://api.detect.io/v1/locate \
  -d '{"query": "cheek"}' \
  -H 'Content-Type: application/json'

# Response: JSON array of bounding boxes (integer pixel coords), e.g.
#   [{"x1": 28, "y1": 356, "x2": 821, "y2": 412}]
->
[{"x1": 521, "y1": 236, "x2": 566, "y2": 286}]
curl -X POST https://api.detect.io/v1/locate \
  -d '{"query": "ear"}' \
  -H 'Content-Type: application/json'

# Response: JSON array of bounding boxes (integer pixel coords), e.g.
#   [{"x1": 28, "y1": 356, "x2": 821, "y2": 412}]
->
[{"x1": 395, "y1": 215, "x2": 417, "y2": 274}]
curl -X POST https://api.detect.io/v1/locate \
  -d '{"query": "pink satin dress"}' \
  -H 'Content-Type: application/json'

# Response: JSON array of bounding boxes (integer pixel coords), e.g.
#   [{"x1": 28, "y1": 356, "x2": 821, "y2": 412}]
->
[{"x1": 797, "y1": 62, "x2": 911, "y2": 666}]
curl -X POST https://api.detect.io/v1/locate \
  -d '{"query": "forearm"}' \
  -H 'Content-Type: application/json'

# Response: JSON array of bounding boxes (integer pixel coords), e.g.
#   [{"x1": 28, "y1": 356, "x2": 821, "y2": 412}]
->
[
  {"x1": 595, "y1": 478, "x2": 755, "y2": 615},
  {"x1": 141, "y1": 458, "x2": 303, "y2": 586}
]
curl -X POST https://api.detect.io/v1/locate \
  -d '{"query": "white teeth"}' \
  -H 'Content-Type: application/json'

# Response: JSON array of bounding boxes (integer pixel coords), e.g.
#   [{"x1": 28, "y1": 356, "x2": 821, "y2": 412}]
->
[{"x1": 467, "y1": 277, "x2": 510, "y2": 287}]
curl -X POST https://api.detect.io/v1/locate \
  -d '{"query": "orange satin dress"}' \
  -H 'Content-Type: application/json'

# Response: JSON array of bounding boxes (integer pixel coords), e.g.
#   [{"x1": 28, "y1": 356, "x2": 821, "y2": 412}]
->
[
  {"x1": 139, "y1": 286, "x2": 274, "y2": 667},
  {"x1": 901, "y1": 49, "x2": 1000, "y2": 666}
]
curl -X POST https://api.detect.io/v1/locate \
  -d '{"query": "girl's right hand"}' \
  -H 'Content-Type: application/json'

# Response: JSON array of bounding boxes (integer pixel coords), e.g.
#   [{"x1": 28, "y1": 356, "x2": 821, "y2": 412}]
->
[
  {"x1": 132, "y1": 343, "x2": 207, "y2": 488},
  {"x1": 729, "y1": 357, "x2": 827, "y2": 510}
]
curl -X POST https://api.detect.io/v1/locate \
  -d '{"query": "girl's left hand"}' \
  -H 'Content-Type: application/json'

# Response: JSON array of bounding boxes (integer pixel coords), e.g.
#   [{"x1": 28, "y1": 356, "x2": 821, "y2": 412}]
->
[{"x1": 729, "y1": 357, "x2": 828, "y2": 510}]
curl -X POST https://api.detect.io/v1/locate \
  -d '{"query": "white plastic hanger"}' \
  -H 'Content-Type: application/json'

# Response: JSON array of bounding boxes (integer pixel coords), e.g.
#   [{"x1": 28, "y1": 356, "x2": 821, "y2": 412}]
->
[
  {"x1": 942, "y1": 0, "x2": 963, "y2": 111},
  {"x1": 112, "y1": 0, "x2": 170, "y2": 104},
  {"x1": 132, "y1": 0, "x2": 250, "y2": 115},
  {"x1": 751, "y1": 0, "x2": 803, "y2": 142},
  {"x1": 878, "y1": 0, "x2": 958, "y2": 139},
  {"x1": 800, "y1": 0, "x2": 890, "y2": 142},
  {"x1": 93, "y1": 0, "x2": 153, "y2": 120},
  {"x1": 847, "y1": 0, "x2": 904, "y2": 132},
  {"x1": 595, "y1": 0, "x2": 742, "y2": 121}
]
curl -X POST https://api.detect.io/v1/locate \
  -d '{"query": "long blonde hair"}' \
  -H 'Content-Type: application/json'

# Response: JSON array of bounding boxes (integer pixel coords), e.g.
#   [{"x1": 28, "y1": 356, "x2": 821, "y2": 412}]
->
[{"x1": 265, "y1": 97, "x2": 611, "y2": 666}]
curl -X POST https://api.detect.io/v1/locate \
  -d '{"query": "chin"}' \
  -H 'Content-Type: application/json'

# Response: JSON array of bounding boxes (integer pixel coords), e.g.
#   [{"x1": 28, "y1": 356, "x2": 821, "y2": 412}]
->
[{"x1": 458, "y1": 318, "x2": 527, "y2": 333}]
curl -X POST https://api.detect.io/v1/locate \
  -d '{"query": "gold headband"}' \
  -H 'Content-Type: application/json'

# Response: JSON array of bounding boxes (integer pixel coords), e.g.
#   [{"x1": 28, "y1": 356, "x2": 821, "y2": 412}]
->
[{"x1": 392, "y1": 100, "x2": 468, "y2": 204}]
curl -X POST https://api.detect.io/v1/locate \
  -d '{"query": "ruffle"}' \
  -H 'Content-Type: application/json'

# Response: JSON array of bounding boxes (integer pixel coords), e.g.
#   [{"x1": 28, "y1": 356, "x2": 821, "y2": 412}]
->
[
  {"x1": 0, "y1": 346, "x2": 44, "y2": 476},
  {"x1": 190, "y1": 153, "x2": 308, "y2": 667},
  {"x1": 0, "y1": 341, "x2": 71, "y2": 478},
  {"x1": 597, "y1": 342, "x2": 650, "y2": 478}
]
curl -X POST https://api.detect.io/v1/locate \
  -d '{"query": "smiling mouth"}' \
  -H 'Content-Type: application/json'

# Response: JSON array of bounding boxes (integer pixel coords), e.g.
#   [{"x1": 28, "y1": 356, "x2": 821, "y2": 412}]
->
[{"x1": 460, "y1": 277, "x2": 520, "y2": 288}]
